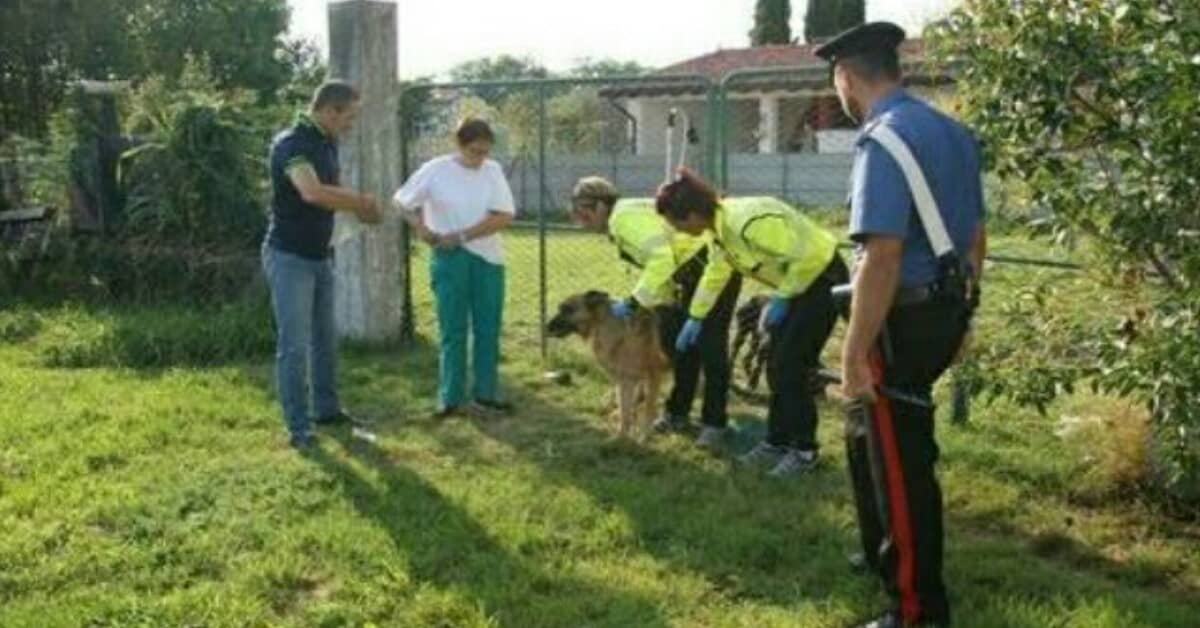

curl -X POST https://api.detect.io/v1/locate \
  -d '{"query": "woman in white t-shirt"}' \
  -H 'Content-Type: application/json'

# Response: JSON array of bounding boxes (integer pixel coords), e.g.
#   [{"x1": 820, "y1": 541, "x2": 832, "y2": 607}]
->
[{"x1": 394, "y1": 118, "x2": 516, "y2": 417}]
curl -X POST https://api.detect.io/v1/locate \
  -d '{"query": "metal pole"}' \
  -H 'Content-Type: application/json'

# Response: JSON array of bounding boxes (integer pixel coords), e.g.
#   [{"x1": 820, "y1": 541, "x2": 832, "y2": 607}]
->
[
  {"x1": 538, "y1": 84, "x2": 549, "y2": 360},
  {"x1": 718, "y1": 87, "x2": 729, "y2": 190},
  {"x1": 398, "y1": 101, "x2": 414, "y2": 343},
  {"x1": 782, "y1": 150, "x2": 790, "y2": 202},
  {"x1": 703, "y1": 84, "x2": 718, "y2": 183}
]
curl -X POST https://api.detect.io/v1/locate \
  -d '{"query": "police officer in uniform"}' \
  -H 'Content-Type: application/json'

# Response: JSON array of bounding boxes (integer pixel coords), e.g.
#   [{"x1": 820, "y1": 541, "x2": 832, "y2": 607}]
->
[
  {"x1": 570, "y1": 176, "x2": 743, "y2": 448},
  {"x1": 815, "y1": 22, "x2": 987, "y2": 627},
  {"x1": 655, "y1": 170, "x2": 849, "y2": 477}
]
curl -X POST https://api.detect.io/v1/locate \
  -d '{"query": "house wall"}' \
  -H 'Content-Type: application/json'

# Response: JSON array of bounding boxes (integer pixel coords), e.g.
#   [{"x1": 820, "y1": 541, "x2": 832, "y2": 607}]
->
[
  {"x1": 425, "y1": 151, "x2": 858, "y2": 213},
  {"x1": 627, "y1": 98, "x2": 708, "y2": 156}
]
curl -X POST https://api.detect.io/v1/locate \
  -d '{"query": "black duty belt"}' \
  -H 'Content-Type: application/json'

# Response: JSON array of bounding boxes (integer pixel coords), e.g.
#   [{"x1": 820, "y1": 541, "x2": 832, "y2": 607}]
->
[{"x1": 830, "y1": 281, "x2": 945, "y2": 309}]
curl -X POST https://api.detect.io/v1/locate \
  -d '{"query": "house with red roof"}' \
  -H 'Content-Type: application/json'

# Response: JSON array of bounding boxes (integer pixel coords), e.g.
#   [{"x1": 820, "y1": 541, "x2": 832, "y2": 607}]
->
[{"x1": 603, "y1": 38, "x2": 952, "y2": 155}]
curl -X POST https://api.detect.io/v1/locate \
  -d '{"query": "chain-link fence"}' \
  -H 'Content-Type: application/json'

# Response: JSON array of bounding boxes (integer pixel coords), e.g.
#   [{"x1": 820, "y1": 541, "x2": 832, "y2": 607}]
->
[
  {"x1": 717, "y1": 66, "x2": 859, "y2": 206},
  {"x1": 399, "y1": 75, "x2": 718, "y2": 358},
  {"x1": 396, "y1": 71, "x2": 972, "y2": 404}
]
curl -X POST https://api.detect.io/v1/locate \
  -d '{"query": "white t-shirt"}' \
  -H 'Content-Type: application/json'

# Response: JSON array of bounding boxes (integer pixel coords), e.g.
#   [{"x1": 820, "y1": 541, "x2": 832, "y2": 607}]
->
[{"x1": 393, "y1": 155, "x2": 517, "y2": 265}]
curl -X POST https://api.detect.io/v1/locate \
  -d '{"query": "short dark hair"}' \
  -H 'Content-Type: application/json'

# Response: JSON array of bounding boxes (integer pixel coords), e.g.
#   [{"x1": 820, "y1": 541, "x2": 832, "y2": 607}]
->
[
  {"x1": 838, "y1": 49, "x2": 902, "y2": 83},
  {"x1": 456, "y1": 117, "x2": 495, "y2": 145},
  {"x1": 655, "y1": 172, "x2": 719, "y2": 222},
  {"x1": 311, "y1": 80, "x2": 360, "y2": 112}
]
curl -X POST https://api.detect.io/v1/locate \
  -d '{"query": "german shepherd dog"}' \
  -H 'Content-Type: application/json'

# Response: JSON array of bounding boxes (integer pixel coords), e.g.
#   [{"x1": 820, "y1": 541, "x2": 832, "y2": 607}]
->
[{"x1": 546, "y1": 291, "x2": 671, "y2": 440}]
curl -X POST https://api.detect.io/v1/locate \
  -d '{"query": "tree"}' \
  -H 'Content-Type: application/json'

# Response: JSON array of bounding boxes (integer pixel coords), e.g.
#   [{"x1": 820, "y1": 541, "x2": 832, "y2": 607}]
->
[
  {"x1": 126, "y1": 0, "x2": 292, "y2": 100},
  {"x1": 0, "y1": 0, "x2": 134, "y2": 136},
  {"x1": 274, "y1": 38, "x2": 327, "y2": 106},
  {"x1": 449, "y1": 55, "x2": 550, "y2": 105},
  {"x1": 0, "y1": 0, "x2": 296, "y2": 137},
  {"x1": 804, "y1": 0, "x2": 866, "y2": 43},
  {"x1": 750, "y1": 0, "x2": 793, "y2": 46},
  {"x1": 837, "y1": 0, "x2": 865, "y2": 34},
  {"x1": 932, "y1": 0, "x2": 1200, "y2": 497},
  {"x1": 567, "y1": 58, "x2": 647, "y2": 79}
]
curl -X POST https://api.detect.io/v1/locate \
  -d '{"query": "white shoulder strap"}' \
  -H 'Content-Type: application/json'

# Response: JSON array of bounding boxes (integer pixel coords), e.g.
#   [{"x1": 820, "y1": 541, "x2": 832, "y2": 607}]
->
[{"x1": 866, "y1": 124, "x2": 956, "y2": 258}]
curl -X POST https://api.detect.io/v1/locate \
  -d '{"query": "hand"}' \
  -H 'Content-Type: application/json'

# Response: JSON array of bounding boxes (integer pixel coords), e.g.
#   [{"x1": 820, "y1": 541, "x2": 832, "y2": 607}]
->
[
  {"x1": 759, "y1": 296, "x2": 790, "y2": 331},
  {"x1": 356, "y1": 196, "x2": 382, "y2": 225},
  {"x1": 674, "y1": 318, "x2": 703, "y2": 353},
  {"x1": 435, "y1": 232, "x2": 465, "y2": 250},
  {"x1": 609, "y1": 298, "x2": 634, "y2": 320},
  {"x1": 840, "y1": 349, "x2": 876, "y2": 403}
]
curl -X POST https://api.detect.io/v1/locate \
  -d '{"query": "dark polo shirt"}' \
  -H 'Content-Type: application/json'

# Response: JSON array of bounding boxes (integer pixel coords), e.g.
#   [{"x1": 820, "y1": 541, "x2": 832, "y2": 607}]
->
[{"x1": 265, "y1": 114, "x2": 340, "y2": 259}]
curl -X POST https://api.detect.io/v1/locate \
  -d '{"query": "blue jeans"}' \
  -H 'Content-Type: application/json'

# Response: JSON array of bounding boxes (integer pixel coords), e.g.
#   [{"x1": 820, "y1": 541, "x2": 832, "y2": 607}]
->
[{"x1": 262, "y1": 244, "x2": 340, "y2": 436}]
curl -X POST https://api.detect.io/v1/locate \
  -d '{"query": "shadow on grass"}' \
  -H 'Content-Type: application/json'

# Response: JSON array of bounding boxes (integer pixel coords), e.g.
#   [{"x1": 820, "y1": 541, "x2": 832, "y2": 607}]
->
[
  {"x1": 949, "y1": 506, "x2": 1200, "y2": 605},
  {"x1": 255, "y1": 338, "x2": 1200, "y2": 625},
  {"x1": 416, "y1": 371, "x2": 875, "y2": 619},
  {"x1": 438, "y1": 375, "x2": 1200, "y2": 625},
  {"x1": 306, "y1": 430, "x2": 671, "y2": 628}
]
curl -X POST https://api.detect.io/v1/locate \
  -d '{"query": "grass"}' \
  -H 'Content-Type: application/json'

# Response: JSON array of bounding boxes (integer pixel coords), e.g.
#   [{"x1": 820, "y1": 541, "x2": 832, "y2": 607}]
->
[{"x1": 1, "y1": 228, "x2": 1198, "y2": 627}]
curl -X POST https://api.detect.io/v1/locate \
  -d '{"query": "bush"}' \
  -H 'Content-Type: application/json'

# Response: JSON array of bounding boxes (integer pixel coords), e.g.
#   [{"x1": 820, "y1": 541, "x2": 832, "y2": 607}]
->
[
  {"x1": 32, "y1": 298, "x2": 274, "y2": 369},
  {"x1": 118, "y1": 62, "x2": 269, "y2": 250},
  {"x1": 932, "y1": 0, "x2": 1200, "y2": 500}
]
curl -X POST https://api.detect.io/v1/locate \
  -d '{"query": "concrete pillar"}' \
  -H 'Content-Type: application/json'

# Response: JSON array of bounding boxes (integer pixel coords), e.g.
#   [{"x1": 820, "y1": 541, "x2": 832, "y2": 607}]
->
[
  {"x1": 758, "y1": 94, "x2": 780, "y2": 154},
  {"x1": 633, "y1": 99, "x2": 669, "y2": 157},
  {"x1": 328, "y1": 0, "x2": 404, "y2": 341}
]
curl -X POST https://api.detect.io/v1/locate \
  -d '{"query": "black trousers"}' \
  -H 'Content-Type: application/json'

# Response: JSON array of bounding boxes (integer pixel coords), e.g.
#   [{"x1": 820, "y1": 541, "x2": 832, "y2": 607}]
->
[
  {"x1": 656, "y1": 257, "x2": 742, "y2": 428},
  {"x1": 846, "y1": 298, "x2": 969, "y2": 625},
  {"x1": 765, "y1": 254, "x2": 848, "y2": 450}
]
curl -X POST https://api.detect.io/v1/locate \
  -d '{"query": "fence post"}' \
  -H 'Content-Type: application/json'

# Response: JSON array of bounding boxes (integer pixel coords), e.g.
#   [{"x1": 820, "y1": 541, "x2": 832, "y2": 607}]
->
[
  {"x1": 538, "y1": 83, "x2": 549, "y2": 360},
  {"x1": 718, "y1": 83, "x2": 730, "y2": 191},
  {"x1": 781, "y1": 150, "x2": 790, "y2": 202},
  {"x1": 703, "y1": 83, "x2": 719, "y2": 184},
  {"x1": 397, "y1": 97, "x2": 414, "y2": 344}
]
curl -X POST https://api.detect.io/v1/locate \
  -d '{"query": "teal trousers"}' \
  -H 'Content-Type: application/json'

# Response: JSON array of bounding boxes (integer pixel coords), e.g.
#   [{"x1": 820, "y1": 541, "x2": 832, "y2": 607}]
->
[{"x1": 430, "y1": 248, "x2": 505, "y2": 408}]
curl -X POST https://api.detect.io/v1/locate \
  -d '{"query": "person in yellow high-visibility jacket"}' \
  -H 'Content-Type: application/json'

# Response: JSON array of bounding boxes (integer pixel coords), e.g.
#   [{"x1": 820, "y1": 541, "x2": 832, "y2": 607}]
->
[
  {"x1": 656, "y1": 168, "x2": 849, "y2": 477},
  {"x1": 570, "y1": 176, "x2": 742, "y2": 448}
]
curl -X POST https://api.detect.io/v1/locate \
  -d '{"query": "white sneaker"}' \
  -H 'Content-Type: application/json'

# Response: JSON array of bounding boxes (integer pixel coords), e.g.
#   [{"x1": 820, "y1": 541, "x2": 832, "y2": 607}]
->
[{"x1": 767, "y1": 449, "x2": 819, "y2": 477}]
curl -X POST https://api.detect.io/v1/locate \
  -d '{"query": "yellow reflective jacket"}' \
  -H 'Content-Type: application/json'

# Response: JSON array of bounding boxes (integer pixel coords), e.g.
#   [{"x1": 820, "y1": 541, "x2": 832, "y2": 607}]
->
[
  {"x1": 695, "y1": 197, "x2": 839, "y2": 306},
  {"x1": 607, "y1": 198, "x2": 726, "y2": 316}
]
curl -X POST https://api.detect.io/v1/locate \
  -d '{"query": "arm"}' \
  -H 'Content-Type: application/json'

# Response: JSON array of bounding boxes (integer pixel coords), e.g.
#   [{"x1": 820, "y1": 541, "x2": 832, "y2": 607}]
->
[
  {"x1": 461, "y1": 211, "x2": 514, "y2": 240},
  {"x1": 392, "y1": 163, "x2": 437, "y2": 244},
  {"x1": 288, "y1": 163, "x2": 378, "y2": 221},
  {"x1": 742, "y1": 216, "x2": 821, "y2": 297},
  {"x1": 841, "y1": 236, "x2": 903, "y2": 400},
  {"x1": 630, "y1": 235, "x2": 680, "y2": 308},
  {"x1": 686, "y1": 242, "x2": 733, "y2": 319},
  {"x1": 968, "y1": 223, "x2": 986, "y2": 282},
  {"x1": 400, "y1": 207, "x2": 438, "y2": 246}
]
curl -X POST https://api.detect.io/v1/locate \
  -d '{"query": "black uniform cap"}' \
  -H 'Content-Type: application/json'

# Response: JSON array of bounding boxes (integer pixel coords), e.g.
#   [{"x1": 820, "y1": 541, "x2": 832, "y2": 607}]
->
[{"x1": 814, "y1": 21, "x2": 906, "y2": 65}]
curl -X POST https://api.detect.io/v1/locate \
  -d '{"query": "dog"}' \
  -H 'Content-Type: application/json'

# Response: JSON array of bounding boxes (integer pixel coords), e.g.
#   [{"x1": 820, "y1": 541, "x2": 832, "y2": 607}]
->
[
  {"x1": 731, "y1": 295, "x2": 772, "y2": 392},
  {"x1": 730, "y1": 295, "x2": 835, "y2": 399},
  {"x1": 546, "y1": 290, "x2": 670, "y2": 440}
]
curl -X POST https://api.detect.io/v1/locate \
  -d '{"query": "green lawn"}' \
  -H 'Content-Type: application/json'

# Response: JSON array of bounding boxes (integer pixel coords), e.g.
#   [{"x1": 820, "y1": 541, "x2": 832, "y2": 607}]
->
[{"x1": 1, "y1": 229, "x2": 1198, "y2": 627}]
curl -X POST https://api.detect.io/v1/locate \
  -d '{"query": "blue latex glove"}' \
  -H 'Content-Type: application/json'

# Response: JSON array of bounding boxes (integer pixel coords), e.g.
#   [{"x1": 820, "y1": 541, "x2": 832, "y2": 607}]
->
[
  {"x1": 675, "y1": 318, "x2": 703, "y2": 353},
  {"x1": 761, "y1": 296, "x2": 791, "y2": 330},
  {"x1": 610, "y1": 298, "x2": 634, "y2": 320}
]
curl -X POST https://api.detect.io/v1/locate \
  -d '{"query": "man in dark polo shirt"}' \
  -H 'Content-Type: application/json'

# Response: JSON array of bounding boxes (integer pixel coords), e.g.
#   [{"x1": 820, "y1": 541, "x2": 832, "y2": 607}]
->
[{"x1": 263, "y1": 80, "x2": 382, "y2": 449}]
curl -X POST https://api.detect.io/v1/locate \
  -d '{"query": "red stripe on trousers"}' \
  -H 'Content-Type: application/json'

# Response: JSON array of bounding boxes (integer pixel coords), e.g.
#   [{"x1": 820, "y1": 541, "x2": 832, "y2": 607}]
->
[{"x1": 869, "y1": 352, "x2": 921, "y2": 623}]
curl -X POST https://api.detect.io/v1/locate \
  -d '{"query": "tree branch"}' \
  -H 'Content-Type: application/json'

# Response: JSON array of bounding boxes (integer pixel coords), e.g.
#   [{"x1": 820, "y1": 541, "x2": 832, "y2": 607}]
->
[{"x1": 1146, "y1": 248, "x2": 1183, "y2": 292}]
